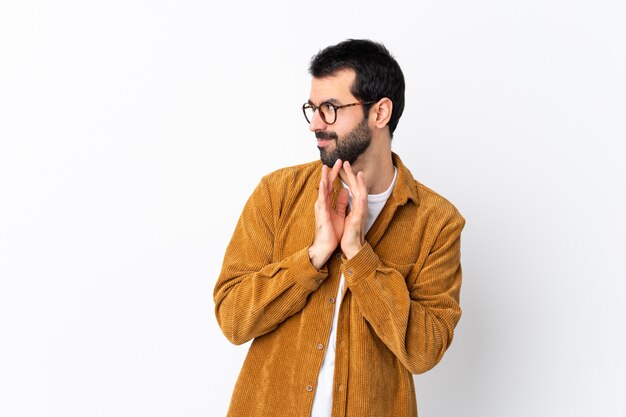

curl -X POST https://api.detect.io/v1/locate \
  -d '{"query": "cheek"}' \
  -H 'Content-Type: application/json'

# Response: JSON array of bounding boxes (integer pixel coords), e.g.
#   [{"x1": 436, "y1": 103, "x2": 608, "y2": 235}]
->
[{"x1": 334, "y1": 122, "x2": 355, "y2": 138}]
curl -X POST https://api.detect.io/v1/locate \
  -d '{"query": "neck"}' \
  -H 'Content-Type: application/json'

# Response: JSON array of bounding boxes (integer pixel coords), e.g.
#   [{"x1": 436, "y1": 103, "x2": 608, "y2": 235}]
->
[{"x1": 340, "y1": 136, "x2": 395, "y2": 195}]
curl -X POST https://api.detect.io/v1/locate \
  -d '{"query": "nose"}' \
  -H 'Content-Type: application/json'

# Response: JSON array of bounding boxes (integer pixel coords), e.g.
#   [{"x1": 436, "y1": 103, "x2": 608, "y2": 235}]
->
[{"x1": 308, "y1": 109, "x2": 327, "y2": 132}]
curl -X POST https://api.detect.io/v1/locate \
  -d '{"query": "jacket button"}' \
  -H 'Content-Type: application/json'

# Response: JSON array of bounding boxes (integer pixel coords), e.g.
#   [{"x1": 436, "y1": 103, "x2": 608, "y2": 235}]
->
[
  {"x1": 347, "y1": 269, "x2": 353, "y2": 276},
  {"x1": 335, "y1": 253, "x2": 342, "y2": 259},
  {"x1": 328, "y1": 297, "x2": 335, "y2": 304},
  {"x1": 317, "y1": 343, "x2": 324, "y2": 350},
  {"x1": 306, "y1": 385, "x2": 313, "y2": 392}
]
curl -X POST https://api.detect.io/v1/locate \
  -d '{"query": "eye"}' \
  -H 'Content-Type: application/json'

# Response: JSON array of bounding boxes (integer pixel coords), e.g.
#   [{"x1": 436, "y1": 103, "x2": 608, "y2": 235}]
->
[{"x1": 321, "y1": 103, "x2": 335, "y2": 112}]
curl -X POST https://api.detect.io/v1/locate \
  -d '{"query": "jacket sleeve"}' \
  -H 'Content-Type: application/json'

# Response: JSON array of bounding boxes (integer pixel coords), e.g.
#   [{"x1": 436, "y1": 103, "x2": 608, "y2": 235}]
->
[
  {"x1": 342, "y1": 211, "x2": 464, "y2": 374},
  {"x1": 213, "y1": 175, "x2": 327, "y2": 345}
]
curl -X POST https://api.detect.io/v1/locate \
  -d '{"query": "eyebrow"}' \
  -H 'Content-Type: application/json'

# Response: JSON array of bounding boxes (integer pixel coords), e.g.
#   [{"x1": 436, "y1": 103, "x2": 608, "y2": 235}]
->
[{"x1": 307, "y1": 98, "x2": 342, "y2": 106}]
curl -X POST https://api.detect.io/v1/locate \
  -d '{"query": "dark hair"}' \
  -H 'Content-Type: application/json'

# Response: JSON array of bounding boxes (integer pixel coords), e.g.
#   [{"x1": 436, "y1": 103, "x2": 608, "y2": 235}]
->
[{"x1": 309, "y1": 39, "x2": 405, "y2": 135}]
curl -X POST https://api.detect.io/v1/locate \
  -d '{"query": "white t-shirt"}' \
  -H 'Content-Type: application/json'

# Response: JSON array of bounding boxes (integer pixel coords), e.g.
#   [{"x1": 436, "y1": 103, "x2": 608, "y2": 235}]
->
[{"x1": 310, "y1": 167, "x2": 398, "y2": 417}]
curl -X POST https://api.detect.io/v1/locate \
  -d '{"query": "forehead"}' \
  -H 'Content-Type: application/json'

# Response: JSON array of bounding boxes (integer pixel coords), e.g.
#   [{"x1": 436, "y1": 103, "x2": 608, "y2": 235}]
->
[{"x1": 308, "y1": 69, "x2": 357, "y2": 104}]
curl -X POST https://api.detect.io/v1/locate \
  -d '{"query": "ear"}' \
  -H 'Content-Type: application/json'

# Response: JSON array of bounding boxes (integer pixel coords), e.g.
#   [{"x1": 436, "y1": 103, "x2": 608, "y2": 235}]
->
[{"x1": 371, "y1": 98, "x2": 393, "y2": 129}]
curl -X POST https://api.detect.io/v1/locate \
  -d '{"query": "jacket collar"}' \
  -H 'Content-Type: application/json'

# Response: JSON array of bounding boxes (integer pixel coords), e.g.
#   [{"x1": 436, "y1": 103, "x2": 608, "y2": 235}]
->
[
  {"x1": 325, "y1": 152, "x2": 419, "y2": 207},
  {"x1": 390, "y1": 152, "x2": 420, "y2": 207}
]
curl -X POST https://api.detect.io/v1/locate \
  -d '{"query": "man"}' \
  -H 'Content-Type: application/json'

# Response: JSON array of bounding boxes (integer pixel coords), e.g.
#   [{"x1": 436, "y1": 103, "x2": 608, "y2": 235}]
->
[{"x1": 214, "y1": 39, "x2": 464, "y2": 417}]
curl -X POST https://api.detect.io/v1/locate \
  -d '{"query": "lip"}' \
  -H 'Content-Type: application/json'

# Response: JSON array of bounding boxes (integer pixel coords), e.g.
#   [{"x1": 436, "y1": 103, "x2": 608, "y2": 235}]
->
[{"x1": 317, "y1": 138, "x2": 334, "y2": 147}]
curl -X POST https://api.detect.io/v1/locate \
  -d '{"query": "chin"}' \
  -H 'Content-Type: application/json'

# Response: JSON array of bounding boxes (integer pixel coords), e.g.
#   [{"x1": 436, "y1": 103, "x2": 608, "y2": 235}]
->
[{"x1": 318, "y1": 150, "x2": 337, "y2": 168}]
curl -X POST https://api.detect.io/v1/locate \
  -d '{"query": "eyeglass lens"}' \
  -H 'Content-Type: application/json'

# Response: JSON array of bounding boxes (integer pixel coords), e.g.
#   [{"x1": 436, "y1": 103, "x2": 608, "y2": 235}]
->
[{"x1": 304, "y1": 103, "x2": 336, "y2": 124}]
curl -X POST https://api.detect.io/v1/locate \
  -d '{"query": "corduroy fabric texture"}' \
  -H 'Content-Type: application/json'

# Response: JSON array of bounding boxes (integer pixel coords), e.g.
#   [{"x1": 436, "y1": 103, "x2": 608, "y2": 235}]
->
[{"x1": 214, "y1": 153, "x2": 464, "y2": 417}]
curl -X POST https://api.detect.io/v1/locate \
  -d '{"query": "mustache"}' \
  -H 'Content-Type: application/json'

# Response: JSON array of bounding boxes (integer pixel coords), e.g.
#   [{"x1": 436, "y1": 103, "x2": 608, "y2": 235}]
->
[{"x1": 315, "y1": 131, "x2": 338, "y2": 140}]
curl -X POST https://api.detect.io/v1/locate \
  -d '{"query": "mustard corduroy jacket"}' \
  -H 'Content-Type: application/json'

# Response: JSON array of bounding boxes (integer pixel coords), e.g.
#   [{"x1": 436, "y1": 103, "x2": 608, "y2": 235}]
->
[{"x1": 214, "y1": 153, "x2": 465, "y2": 417}]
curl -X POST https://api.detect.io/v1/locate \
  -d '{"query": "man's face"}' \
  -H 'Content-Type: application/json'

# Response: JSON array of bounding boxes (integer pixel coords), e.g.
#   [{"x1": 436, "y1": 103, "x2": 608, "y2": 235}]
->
[{"x1": 308, "y1": 70, "x2": 372, "y2": 167}]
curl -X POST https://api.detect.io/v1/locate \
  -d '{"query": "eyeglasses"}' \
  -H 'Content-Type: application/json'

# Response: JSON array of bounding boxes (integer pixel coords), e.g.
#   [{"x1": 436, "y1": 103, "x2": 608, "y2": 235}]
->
[{"x1": 302, "y1": 101, "x2": 376, "y2": 125}]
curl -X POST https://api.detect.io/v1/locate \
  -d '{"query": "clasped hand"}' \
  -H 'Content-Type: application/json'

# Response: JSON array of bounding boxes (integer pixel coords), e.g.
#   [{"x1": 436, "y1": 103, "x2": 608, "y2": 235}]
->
[{"x1": 308, "y1": 159, "x2": 368, "y2": 270}]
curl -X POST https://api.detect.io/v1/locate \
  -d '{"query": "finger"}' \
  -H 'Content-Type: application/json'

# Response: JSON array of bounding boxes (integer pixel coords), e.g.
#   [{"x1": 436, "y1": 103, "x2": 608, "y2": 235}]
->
[
  {"x1": 357, "y1": 171, "x2": 366, "y2": 190},
  {"x1": 354, "y1": 171, "x2": 367, "y2": 204},
  {"x1": 343, "y1": 169, "x2": 367, "y2": 220},
  {"x1": 319, "y1": 164, "x2": 329, "y2": 201},
  {"x1": 327, "y1": 159, "x2": 342, "y2": 194},
  {"x1": 331, "y1": 159, "x2": 342, "y2": 176},
  {"x1": 318, "y1": 175, "x2": 327, "y2": 207},
  {"x1": 317, "y1": 179, "x2": 333, "y2": 224},
  {"x1": 335, "y1": 188, "x2": 349, "y2": 217},
  {"x1": 342, "y1": 161, "x2": 360, "y2": 194}
]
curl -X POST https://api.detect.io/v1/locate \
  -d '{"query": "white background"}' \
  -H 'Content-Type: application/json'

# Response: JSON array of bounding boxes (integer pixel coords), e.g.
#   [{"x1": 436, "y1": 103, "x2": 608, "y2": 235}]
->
[{"x1": 1, "y1": 1, "x2": 625, "y2": 416}]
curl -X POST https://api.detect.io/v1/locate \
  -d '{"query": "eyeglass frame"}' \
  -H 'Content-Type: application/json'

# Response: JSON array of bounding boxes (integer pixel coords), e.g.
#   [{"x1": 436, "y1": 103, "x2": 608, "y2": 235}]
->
[{"x1": 302, "y1": 100, "x2": 377, "y2": 125}]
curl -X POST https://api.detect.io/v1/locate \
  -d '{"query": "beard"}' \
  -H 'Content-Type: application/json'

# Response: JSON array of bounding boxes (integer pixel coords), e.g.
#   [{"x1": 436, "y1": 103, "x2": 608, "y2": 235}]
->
[{"x1": 317, "y1": 118, "x2": 372, "y2": 168}]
